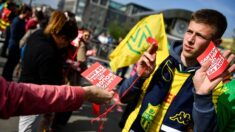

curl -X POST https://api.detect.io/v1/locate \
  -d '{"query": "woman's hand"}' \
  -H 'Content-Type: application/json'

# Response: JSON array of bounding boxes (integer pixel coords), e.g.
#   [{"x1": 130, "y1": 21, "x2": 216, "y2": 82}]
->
[{"x1": 83, "y1": 86, "x2": 114, "y2": 104}]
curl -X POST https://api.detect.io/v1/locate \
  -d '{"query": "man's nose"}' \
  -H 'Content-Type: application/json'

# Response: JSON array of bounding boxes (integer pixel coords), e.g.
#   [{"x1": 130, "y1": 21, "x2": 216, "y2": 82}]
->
[{"x1": 187, "y1": 34, "x2": 195, "y2": 44}]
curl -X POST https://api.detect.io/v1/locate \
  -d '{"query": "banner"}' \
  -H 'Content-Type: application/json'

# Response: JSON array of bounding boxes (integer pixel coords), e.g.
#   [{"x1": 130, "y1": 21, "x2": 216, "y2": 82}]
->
[{"x1": 109, "y1": 13, "x2": 168, "y2": 72}]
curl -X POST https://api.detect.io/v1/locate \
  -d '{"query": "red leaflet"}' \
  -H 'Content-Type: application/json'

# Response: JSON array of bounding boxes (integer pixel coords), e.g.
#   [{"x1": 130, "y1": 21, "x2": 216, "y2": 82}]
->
[
  {"x1": 81, "y1": 62, "x2": 122, "y2": 90},
  {"x1": 197, "y1": 41, "x2": 229, "y2": 80}
]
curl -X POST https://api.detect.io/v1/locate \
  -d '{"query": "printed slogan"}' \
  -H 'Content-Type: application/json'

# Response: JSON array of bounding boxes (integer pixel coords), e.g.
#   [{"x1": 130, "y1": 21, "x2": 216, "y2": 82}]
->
[
  {"x1": 81, "y1": 62, "x2": 122, "y2": 90},
  {"x1": 197, "y1": 41, "x2": 229, "y2": 80}
]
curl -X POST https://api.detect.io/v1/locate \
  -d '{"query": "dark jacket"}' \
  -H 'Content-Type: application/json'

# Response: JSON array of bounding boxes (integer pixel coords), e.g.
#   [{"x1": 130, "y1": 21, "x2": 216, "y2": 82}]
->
[
  {"x1": 118, "y1": 41, "x2": 217, "y2": 132},
  {"x1": 19, "y1": 29, "x2": 65, "y2": 85},
  {"x1": 9, "y1": 16, "x2": 26, "y2": 47}
]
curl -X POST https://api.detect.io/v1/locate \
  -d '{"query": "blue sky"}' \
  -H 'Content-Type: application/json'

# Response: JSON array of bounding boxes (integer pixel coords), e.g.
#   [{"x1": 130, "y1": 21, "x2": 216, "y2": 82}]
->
[
  {"x1": 23, "y1": 0, "x2": 235, "y2": 38},
  {"x1": 113, "y1": 0, "x2": 235, "y2": 38}
]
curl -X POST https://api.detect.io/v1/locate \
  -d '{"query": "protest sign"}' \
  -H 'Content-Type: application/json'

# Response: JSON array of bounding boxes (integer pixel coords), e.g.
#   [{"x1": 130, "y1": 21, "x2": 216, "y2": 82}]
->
[{"x1": 81, "y1": 62, "x2": 122, "y2": 90}]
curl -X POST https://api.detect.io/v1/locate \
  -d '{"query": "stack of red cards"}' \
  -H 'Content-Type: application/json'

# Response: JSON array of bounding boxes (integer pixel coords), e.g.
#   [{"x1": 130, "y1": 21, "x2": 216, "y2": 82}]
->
[
  {"x1": 81, "y1": 62, "x2": 122, "y2": 90},
  {"x1": 197, "y1": 41, "x2": 229, "y2": 80}
]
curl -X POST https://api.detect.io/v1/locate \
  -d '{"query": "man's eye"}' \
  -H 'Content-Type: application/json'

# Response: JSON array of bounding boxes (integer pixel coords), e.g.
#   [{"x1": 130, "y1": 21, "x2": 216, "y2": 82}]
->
[
  {"x1": 197, "y1": 34, "x2": 207, "y2": 40},
  {"x1": 186, "y1": 30, "x2": 192, "y2": 34}
]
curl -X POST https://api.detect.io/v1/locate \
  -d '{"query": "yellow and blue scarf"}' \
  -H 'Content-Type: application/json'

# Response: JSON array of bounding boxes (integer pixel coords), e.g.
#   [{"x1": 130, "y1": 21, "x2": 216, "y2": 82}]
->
[{"x1": 130, "y1": 55, "x2": 196, "y2": 131}]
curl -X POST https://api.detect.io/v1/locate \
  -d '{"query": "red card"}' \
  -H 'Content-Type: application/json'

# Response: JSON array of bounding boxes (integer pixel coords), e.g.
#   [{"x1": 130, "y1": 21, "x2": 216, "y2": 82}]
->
[
  {"x1": 81, "y1": 62, "x2": 122, "y2": 90},
  {"x1": 197, "y1": 41, "x2": 229, "y2": 80},
  {"x1": 147, "y1": 37, "x2": 158, "y2": 46},
  {"x1": 147, "y1": 37, "x2": 158, "y2": 54},
  {"x1": 92, "y1": 103, "x2": 100, "y2": 115}
]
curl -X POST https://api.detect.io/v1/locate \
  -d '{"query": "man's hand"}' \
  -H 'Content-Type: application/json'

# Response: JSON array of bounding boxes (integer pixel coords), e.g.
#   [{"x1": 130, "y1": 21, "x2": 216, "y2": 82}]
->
[
  {"x1": 193, "y1": 50, "x2": 235, "y2": 95},
  {"x1": 83, "y1": 86, "x2": 114, "y2": 104},
  {"x1": 136, "y1": 44, "x2": 157, "y2": 78}
]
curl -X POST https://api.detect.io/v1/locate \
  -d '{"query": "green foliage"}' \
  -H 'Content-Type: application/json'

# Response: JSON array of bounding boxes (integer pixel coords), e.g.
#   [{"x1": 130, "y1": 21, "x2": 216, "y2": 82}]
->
[
  {"x1": 232, "y1": 28, "x2": 235, "y2": 54},
  {"x1": 233, "y1": 28, "x2": 235, "y2": 42},
  {"x1": 107, "y1": 21, "x2": 131, "y2": 40}
]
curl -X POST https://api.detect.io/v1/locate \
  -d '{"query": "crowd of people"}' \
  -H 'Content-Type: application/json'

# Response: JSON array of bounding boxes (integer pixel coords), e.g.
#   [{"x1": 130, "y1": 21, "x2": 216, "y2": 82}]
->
[
  {"x1": 0, "y1": 1, "x2": 113, "y2": 132},
  {"x1": 0, "y1": 1, "x2": 235, "y2": 132}
]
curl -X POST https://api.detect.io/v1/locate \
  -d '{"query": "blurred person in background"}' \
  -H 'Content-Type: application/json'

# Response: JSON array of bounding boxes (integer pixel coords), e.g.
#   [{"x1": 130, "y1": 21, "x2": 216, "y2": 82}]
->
[
  {"x1": 19, "y1": 9, "x2": 45, "y2": 48},
  {"x1": 1, "y1": 4, "x2": 32, "y2": 81},
  {"x1": 24, "y1": 7, "x2": 42, "y2": 32},
  {"x1": 0, "y1": 1, "x2": 16, "y2": 32},
  {"x1": 53, "y1": 28, "x2": 93, "y2": 129},
  {"x1": 0, "y1": 1, "x2": 17, "y2": 57},
  {"x1": 77, "y1": 29, "x2": 92, "y2": 68},
  {"x1": 97, "y1": 32, "x2": 108, "y2": 57},
  {"x1": 15, "y1": 9, "x2": 45, "y2": 77},
  {"x1": 17, "y1": 10, "x2": 76, "y2": 132}
]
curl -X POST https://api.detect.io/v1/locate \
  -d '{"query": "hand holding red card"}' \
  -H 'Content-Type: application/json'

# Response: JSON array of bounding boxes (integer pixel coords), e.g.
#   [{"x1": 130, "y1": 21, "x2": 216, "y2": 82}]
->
[
  {"x1": 81, "y1": 62, "x2": 122, "y2": 91},
  {"x1": 197, "y1": 41, "x2": 229, "y2": 80}
]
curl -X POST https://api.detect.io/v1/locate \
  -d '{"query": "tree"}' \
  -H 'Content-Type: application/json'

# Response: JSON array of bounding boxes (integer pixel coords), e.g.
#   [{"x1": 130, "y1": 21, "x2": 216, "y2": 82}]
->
[
  {"x1": 232, "y1": 28, "x2": 235, "y2": 54},
  {"x1": 233, "y1": 28, "x2": 235, "y2": 42},
  {"x1": 107, "y1": 21, "x2": 132, "y2": 42}
]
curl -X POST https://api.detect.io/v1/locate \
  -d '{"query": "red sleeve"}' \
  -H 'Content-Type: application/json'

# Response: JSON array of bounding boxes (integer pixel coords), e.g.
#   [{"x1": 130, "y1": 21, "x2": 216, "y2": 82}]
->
[
  {"x1": 0, "y1": 77, "x2": 85, "y2": 119},
  {"x1": 25, "y1": 19, "x2": 38, "y2": 31}
]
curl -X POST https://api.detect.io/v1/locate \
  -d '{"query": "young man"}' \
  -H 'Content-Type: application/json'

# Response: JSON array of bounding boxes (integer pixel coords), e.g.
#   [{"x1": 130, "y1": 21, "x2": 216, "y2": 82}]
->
[{"x1": 119, "y1": 9, "x2": 232, "y2": 131}]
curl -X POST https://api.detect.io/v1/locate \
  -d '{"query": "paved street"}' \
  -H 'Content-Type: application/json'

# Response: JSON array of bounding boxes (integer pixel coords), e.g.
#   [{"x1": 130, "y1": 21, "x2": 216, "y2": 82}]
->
[
  {"x1": 0, "y1": 44, "x2": 123, "y2": 132},
  {"x1": 0, "y1": 102, "x2": 123, "y2": 132}
]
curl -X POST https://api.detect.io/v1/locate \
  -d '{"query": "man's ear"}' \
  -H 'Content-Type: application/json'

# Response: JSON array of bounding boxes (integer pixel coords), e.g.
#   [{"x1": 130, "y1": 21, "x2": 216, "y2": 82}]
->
[{"x1": 213, "y1": 39, "x2": 222, "y2": 47}]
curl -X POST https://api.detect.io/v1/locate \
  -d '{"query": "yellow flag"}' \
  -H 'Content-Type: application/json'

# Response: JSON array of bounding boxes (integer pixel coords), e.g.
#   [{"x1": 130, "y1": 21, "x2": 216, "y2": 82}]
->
[{"x1": 109, "y1": 13, "x2": 169, "y2": 72}]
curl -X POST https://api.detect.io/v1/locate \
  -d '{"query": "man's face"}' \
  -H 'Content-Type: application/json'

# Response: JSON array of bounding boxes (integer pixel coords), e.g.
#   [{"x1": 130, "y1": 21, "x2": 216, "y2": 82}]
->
[
  {"x1": 182, "y1": 20, "x2": 215, "y2": 60},
  {"x1": 82, "y1": 31, "x2": 90, "y2": 42}
]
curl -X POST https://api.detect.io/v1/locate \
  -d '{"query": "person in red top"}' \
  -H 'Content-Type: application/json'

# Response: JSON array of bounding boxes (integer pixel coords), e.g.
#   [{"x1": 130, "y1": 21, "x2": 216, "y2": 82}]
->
[{"x1": 0, "y1": 76, "x2": 114, "y2": 119}]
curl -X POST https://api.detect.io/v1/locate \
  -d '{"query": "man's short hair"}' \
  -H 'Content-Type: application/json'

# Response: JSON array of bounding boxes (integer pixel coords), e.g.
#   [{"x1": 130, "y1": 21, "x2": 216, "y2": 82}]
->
[{"x1": 191, "y1": 9, "x2": 227, "y2": 39}]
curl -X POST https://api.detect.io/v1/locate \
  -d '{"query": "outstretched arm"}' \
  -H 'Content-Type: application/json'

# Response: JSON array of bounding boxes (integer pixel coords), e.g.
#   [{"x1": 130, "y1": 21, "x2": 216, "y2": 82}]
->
[{"x1": 0, "y1": 77, "x2": 114, "y2": 119}]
